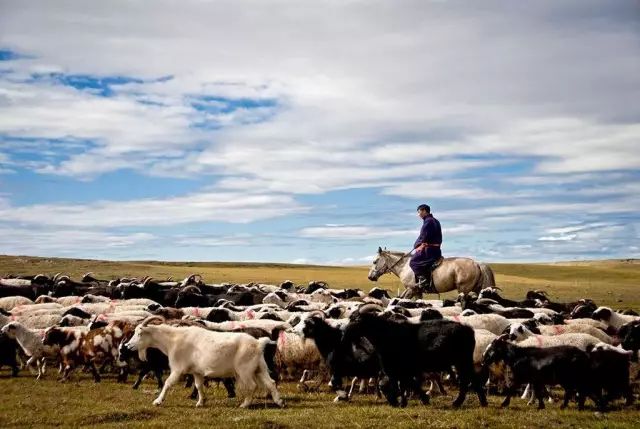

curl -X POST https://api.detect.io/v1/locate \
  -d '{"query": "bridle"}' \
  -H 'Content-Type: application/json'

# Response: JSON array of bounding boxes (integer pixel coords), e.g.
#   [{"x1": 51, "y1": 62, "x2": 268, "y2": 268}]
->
[{"x1": 370, "y1": 249, "x2": 413, "y2": 279}]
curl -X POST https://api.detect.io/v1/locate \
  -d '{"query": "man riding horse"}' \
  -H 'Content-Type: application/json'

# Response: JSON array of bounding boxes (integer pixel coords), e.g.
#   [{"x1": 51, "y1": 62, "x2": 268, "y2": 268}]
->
[{"x1": 409, "y1": 203, "x2": 442, "y2": 293}]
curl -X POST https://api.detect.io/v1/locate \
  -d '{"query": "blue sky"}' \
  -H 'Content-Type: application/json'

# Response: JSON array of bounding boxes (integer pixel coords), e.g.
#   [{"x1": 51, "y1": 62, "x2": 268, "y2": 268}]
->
[{"x1": 0, "y1": 1, "x2": 639, "y2": 264}]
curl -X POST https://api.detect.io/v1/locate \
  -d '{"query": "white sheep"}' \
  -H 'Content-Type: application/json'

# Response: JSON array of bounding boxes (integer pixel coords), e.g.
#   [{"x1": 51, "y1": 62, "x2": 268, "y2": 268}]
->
[
  {"x1": 591, "y1": 306, "x2": 640, "y2": 331},
  {"x1": 437, "y1": 306, "x2": 463, "y2": 317},
  {"x1": 54, "y1": 296, "x2": 86, "y2": 306},
  {"x1": 508, "y1": 323, "x2": 601, "y2": 350},
  {"x1": 532, "y1": 323, "x2": 613, "y2": 344},
  {"x1": 274, "y1": 330, "x2": 326, "y2": 384},
  {"x1": 0, "y1": 296, "x2": 34, "y2": 311},
  {"x1": 1, "y1": 321, "x2": 50, "y2": 378},
  {"x1": 15, "y1": 314, "x2": 63, "y2": 329},
  {"x1": 11, "y1": 303, "x2": 63, "y2": 316},
  {"x1": 448, "y1": 313, "x2": 511, "y2": 335},
  {"x1": 473, "y1": 328, "x2": 497, "y2": 367},
  {"x1": 566, "y1": 318, "x2": 608, "y2": 330}
]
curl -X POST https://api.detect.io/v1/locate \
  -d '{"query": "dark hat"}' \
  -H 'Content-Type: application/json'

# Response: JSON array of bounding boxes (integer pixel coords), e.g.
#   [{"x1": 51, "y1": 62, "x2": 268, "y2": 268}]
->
[{"x1": 416, "y1": 204, "x2": 430, "y2": 212}]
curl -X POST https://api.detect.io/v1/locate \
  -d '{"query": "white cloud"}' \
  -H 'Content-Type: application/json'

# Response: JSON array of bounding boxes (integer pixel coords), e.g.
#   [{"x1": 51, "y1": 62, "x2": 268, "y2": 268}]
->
[
  {"x1": 298, "y1": 223, "x2": 476, "y2": 240},
  {"x1": 299, "y1": 225, "x2": 415, "y2": 240},
  {"x1": 538, "y1": 234, "x2": 577, "y2": 242},
  {"x1": 0, "y1": 0, "x2": 638, "y2": 187},
  {"x1": 0, "y1": 227, "x2": 155, "y2": 255},
  {"x1": 0, "y1": 190, "x2": 308, "y2": 227},
  {"x1": 381, "y1": 180, "x2": 500, "y2": 200},
  {"x1": 0, "y1": 1, "x2": 638, "y2": 263}
]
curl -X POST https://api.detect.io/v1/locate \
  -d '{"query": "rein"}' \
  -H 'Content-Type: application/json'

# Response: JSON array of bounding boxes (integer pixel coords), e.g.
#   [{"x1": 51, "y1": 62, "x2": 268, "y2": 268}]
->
[{"x1": 385, "y1": 250, "x2": 413, "y2": 272}]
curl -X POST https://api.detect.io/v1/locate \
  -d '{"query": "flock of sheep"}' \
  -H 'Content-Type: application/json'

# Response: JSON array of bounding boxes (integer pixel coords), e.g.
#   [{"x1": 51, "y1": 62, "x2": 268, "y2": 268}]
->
[{"x1": 0, "y1": 272, "x2": 639, "y2": 412}]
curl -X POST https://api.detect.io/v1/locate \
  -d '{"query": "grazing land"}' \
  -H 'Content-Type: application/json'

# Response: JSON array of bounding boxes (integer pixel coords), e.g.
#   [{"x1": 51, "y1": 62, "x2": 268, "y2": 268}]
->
[
  {"x1": 0, "y1": 255, "x2": 639, "y2": 428},
  {"x1": 1, "y1": 255, "x2": 639, "y2": 308}
]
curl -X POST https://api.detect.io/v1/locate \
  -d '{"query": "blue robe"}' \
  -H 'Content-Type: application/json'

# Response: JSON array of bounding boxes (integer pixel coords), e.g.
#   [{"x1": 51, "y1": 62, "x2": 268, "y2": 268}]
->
[{"x1": 409, "y1": 214, "x2": 442, "y2": 277}]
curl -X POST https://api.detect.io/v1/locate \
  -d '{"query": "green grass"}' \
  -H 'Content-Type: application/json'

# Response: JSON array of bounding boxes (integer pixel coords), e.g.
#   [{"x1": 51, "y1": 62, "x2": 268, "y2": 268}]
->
[
  {"x1": 0, "y1": 376, "x2": 638, "y2": 429},
  {"x1": 1, "y1": 255, "x2": 639, "y2": 428}
]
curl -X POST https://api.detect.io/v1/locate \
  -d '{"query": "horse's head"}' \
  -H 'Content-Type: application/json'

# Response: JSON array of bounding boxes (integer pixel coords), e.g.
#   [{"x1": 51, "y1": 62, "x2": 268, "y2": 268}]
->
[{"x1": 368, "y1": 247, "x2": 389, "y2": 281}]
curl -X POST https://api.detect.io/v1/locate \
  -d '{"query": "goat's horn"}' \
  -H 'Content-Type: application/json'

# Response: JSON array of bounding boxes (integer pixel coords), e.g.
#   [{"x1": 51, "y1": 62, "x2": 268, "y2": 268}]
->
[
  {"x1": 358, "y1": 303, "x2": 384, "y2": 314},
  {"x1": 141, "y1": 316, "x2": 165, "y2": 327},
  {"x1": 308, "y1": 310, "x2": 326, "y2": 319}
]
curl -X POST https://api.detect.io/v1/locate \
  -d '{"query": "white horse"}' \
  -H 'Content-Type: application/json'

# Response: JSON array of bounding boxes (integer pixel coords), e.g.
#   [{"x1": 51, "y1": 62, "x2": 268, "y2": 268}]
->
[{"x1": 368, "y1": 247, "x2": 495, "y2": 298}]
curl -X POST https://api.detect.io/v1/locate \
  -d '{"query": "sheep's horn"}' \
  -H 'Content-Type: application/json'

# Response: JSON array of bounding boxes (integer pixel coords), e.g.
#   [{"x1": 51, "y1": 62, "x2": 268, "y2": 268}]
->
[
  {"x1": 493, "y1": 286, "x2": 502, "y2": 291},
  {"x1": 141, "y1": 316, "x2": 165, "y2": 327}
]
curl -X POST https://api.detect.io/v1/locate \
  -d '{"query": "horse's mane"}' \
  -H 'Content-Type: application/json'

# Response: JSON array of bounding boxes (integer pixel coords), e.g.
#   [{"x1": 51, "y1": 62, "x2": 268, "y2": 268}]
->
[{"x1": 382, "y1": 250, "x2": 407, "y2": 258}]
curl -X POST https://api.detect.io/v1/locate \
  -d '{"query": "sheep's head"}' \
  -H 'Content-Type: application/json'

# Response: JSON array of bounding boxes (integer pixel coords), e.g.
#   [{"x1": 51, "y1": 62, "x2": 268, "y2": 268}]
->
[
  {"x1": 507, "y1": 323, "x2": 532, "y2": 341},
  {"x1": 591, "y1": 307, "x2": 612, "y2": 322},
  {"x1": 0, "y1": 322, "x2": 18, "y2": 339}
]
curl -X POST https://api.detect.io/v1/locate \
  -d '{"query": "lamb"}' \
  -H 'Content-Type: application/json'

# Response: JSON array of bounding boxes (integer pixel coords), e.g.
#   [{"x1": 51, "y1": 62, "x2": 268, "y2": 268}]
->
[{"x1": 123, "y1": 316, "x2": 283, "y2": 408}]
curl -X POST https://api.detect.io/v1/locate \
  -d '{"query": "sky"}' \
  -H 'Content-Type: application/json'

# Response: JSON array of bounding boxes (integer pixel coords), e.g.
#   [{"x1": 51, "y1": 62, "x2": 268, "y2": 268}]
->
[{"x1": 0, "y1": 0, "x2": 639, "y2": 265}]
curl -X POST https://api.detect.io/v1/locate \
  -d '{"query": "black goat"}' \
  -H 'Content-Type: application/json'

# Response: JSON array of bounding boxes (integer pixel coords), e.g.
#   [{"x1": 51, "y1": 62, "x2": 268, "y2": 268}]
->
[
  {"x1": 586, "y1": 344, "x2": 634, "y2": 409},
  {"x1": 460, "y1": 293, "x2": 534, "y2": 319},
  {"x1": 299, "y1": 315, "x2": 381, "y2": 400},
  {"x1": 620, "y1": 320, "x2": 640, "y2": 361},
  {"x1": 118, "y1": 344, "x2": 168, "y2": 389},
  {"x1": 0, "y1": 332, "x2": 20, "y2": 376},
  {"x1": 479, "y1": 289, "x2": 538, "y2": 309},
  {"x1": 341, "y1": 312, "x2": 487, "y2": 408},
  {"x1": 482, "y1": 336, "x2": 595, "y2": 410}
]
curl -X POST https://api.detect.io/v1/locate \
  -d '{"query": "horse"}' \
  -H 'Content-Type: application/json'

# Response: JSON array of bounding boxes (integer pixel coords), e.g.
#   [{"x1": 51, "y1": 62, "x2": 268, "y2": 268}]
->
[{"x1": 367, "y1": 247, "x2": 495, "y2": 299}]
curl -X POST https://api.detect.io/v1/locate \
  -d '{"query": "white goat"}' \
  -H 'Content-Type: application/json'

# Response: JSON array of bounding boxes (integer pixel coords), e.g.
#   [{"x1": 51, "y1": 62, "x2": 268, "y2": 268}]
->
[{"x1": 124, "y1": 316, "x2": 283, "y2": 408}]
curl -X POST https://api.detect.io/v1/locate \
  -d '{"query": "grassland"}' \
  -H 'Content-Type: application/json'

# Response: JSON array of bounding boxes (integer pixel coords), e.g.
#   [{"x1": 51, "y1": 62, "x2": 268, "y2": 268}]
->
[
  {"x1": 0, "y1": 255, "x2": 639, "y2": 428},
  {"x1": 1, "y1": 255, "x2": 639, "y2": 308}
]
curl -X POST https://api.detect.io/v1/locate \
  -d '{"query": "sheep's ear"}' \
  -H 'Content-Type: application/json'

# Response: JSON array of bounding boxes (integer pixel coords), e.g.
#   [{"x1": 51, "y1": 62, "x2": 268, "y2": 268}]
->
[{"x1": 377, "y1": 246, "x2": 382, "y2": 254}]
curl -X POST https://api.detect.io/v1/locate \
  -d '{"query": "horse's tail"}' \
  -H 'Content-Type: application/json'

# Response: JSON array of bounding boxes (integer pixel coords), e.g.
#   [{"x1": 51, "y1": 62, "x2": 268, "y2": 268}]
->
[{"x1": 474, "y1": 263, "x2": 496, "y2": 292}]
